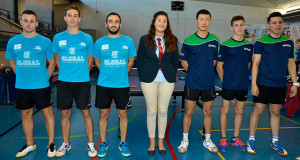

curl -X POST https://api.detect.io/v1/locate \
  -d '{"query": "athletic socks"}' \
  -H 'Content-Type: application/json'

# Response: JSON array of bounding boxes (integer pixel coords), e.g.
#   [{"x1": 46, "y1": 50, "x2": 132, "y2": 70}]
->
[
  {"x1": 272, "y1": 135, "x2": 278, "y2": 143},
  {"x1": 249, "y1": 135, "x2": 255, "y2": 141},
  {"x1": 205, "y1": 134, "x2": 211, "y2": 142},
  {"x1": 183, "y1": 133, "x2": 189, "y2": 141}
]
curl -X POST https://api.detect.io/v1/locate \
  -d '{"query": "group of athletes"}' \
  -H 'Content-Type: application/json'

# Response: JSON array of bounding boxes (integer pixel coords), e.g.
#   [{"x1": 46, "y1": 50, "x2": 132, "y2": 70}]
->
[{"x1": 5, "y1": 4, "x2": 298, "y2": 159}]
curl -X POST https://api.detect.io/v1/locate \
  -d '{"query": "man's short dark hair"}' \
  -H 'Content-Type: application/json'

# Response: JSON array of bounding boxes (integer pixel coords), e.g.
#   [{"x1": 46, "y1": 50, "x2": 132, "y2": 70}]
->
[
  {"x1": 231, "y1": 15, "x2": 245, "y2": 26},
  {"x1": 65, "y1": 5, "x2": 80, "y2": 17},
  {"x1": 21, "y1": 10, "x2": 37, "y2": 19},
  {"x1": 106, "y1": 12, "x2": 121, "y2": 23},
  {"x1": 267, "y1": 12, "x2": 283, "y2": 24},
  {"x1": 196, "y1": 9, "x2": 211, "y2": 19}
]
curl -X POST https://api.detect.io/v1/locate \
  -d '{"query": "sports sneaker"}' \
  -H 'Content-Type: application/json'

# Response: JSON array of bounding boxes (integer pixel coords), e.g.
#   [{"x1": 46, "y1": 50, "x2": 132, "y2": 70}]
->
[
  {"x1": 219, "y1": 138, "x2": 227, "y2": 152},
  {"x1": 203, "y1": 139, "x2": 218, "y2": 153},
  {"x1": 16, "y1": 143, "x2": 36, "y2": 158},
  {"x1": 178, "y1": 139, "x2": 189, "y2": 153},
  {"x1": 47, "y1": 143, "x2": 56, "y2": 158},
  {"x1": 55, "y1": 142, "x2": 71, "y2": 157},
  {"x1": 87, "y1": 142, "x2": 97, "y2": 157},
  {"x1": 119, "y1": 142, "x2": 131, "y2": 157},
  {"x1": 246, "y1": 140, "x2": 256, "y2": 154},
  {"x1": 230, "y1": 138, "x2": 246, "y2": 152},
  {"x1": 270, "y1": 141, "x2": 288, "y2": 156},
  {"x1": 97, "y1": 142, "x2": 108, "y2": 157}
]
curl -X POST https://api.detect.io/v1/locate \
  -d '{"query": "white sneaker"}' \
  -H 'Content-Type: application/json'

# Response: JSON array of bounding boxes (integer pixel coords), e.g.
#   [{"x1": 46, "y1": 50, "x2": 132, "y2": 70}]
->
[
  {"x1": 87, "y1": 142, "x2": 97, "y2": 157},
  {"x1": 55, "y1": 142, "x2": 71, "y2": 157},
  {"x1": 203, "y1": 139, "x2": 218, "y2": 153},
  {"x1": 47, "y1": 143, "x2": 56, "y2": 158},
  {"x1": 16, "y1": 143, "x2": 36, "y2": 158},
  {"x1": 178, "y1": 139, "x2": 189, "y2": 153}
]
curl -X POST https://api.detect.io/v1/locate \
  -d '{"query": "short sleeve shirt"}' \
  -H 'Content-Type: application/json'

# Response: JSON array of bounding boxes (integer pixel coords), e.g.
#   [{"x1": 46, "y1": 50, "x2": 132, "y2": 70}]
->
[
  {"x1": 254, "y1": 35, "x2": 294, "y2": 87},
  {"x1": 53, "y1": 30, "x2": 95, "y2": 82},
  {"x1": 180, "y1": 33, "x2": 220, "y2": 90},
  {"x1": 218, "y1": 38, "x2": 253, "y2": 90},
  {"x1": 94, "y1": 35, "x2": 136, "y2": 88},
  {"x1": 5, "y1": 33, "x2": 54, "y2": 89}
]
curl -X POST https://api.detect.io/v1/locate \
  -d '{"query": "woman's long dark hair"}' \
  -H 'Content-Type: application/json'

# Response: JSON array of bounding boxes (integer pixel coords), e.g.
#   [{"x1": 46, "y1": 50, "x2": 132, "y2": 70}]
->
[{"x1": 145, "y1": 11, "x2": 178, "y2": 54}]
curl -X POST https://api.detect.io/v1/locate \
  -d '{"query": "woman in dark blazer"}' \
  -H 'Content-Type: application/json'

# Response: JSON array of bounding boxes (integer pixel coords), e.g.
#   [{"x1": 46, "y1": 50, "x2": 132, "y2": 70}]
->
[{"x1": 137, "y1": 11, "x2": 179, "y2": 155}]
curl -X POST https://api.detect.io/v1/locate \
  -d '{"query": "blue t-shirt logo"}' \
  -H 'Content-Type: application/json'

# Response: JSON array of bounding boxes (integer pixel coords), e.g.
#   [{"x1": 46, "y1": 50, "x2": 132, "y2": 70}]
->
[
  {"x1": 14, "y1": 44, "x2": 21, "y2": 50},
  {"x1": 34, "y1": 46, "x2": 41, "y2": 50},
  {"x1": 80, "y1": 42, "x2": 86, "y2": 46},
  {"x1": 69, "y1": 47, "x2": 76, "y2": 55},
  {"x1": 59, "y1": 40, "x2": 67, "y2": 46},
  {"x1": 112, "y1": 51, "x2": 118, "y2": 58},
  {"x1": 23, "y1": 51, "x2": 30, "y2": 59},
  {"x1": 102, "y1": 44, "x2": 109, "y2": 50},
  {"x1": 122, "y1": 45, "x2": 128, "y2": 49}
]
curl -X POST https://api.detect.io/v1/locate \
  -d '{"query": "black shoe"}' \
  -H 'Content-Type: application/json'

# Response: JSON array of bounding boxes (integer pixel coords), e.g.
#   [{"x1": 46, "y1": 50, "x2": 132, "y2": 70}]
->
[
  {"x1": 158, "y1": 145, "x2": 166, "y2": 154},
  {"x1": 148, "y1": 147, "x2": 155, "y2": 155}
]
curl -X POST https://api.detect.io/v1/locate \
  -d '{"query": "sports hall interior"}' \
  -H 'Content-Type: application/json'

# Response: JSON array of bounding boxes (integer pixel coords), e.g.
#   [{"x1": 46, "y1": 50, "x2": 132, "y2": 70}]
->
[{"x1": 1, "y1": 0, "x2": 300, "y2": 159}]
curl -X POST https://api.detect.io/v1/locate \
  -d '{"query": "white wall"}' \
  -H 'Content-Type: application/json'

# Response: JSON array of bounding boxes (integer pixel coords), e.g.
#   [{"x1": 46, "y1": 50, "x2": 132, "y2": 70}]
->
[
  {"x1": 69, "y1": 0, "x2": 272, "y2": 46},
  {"x1": 25, "y1": 0, "x2": 53, "y2": 29}
]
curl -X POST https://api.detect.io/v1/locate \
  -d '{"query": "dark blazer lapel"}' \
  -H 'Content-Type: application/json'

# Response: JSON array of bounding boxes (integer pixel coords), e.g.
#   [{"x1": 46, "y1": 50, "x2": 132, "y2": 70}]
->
[{"x1": 151, "y1": 48, "x2": 160, "y2": 62}]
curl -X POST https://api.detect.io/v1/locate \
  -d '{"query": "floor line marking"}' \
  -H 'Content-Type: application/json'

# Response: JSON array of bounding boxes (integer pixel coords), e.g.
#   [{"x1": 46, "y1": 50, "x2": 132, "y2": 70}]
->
[
  {"x1": 200, "y1": 126, "x2": 300, "y2": 132},
  {"x1": 165, "y1": 106, "x2": 182, "y2": 160},
  {"x1": 199, "y1": 130, "x2": 225, "y2": 160}
]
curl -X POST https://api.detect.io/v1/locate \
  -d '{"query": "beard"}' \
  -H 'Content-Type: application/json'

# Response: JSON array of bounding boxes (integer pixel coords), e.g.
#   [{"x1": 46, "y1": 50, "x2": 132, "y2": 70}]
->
[{"x1": 107, "y1": 26, "x2": 120, "y2": 35}]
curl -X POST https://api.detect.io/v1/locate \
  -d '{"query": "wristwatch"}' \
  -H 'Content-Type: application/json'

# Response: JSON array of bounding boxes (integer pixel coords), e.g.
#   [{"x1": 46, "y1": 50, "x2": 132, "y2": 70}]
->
[{"x1": 293, "y1": 82, "x2": 300, "y2": 87}]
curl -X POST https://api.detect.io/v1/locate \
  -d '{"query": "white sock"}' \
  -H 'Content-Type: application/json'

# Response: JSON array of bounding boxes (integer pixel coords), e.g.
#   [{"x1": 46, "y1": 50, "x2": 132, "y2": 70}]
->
[
  {"x1": 249, "y1": 135, "x2": 255, "y2": 141},
  {"x1": 183, "y1": 133, "x2": 189, "y2": 141},
  {"x1": 272, "y1": 135, "x2": 278, "y2": 143},
  {"x1": 205, "y1": 134, "x2": 211, "y2": 142}
]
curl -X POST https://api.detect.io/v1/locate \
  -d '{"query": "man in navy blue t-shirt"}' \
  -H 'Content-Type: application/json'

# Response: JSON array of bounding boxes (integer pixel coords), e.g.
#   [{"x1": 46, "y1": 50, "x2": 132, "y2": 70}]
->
[
  {"x1": 247, "y1": 12, "x2": 298, "y2": 156},
  {"x1": 217, "y1": 15, "x2": 253, "y2": 152},
  {"x1": 5, "y1": 10, "x2": 56, "y2": 158},
  {"x1": 178, "y1": 9, "x2": 219, "y2": 153}
]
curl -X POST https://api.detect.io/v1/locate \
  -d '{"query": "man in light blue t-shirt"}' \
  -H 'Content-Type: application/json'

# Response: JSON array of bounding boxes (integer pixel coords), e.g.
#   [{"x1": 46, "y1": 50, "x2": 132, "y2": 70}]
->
[
  {"x1": 52, "y1": 5, "x2": 96, "y2": 158},
  {"x1": 5, "y1": 10, "x2": 56, "y2": 158},
  {"x1": 93, "y1": 12, "x2": 136, "y2": 158}
]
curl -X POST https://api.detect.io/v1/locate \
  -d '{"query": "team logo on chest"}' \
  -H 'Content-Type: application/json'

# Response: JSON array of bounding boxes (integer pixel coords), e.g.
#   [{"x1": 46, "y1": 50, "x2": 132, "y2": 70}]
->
[
  {"x1": 80, "y1": 42, "x2": 86, "y2": 46},
  {"x1": 122, "y1": 45, "x2": 128, "y2": 49},
  {"x1": 14, "y1": 44, "x2": 22, "y2": 50},
  {"x1": 23, "y1": 51, "x2": 30, "y2": 59},
  {"x1": 112, "y1": 51, "x2": 118, "y2": 58},
  {"x1": 33, "y1": 46, "x2": 41, "y2": 50},
  {"x1": 244, "y1": 47, "x2": 251, "y2": 52},
  {"x1": 69, "y1": 47, "x2": 76, "y2": 55},
  {"x1": 102, "y1": 44, "x2": 109, "y2": 50},
  {"x1": 282, "y1": 44, "x2": 291, "y2": 48},
  {"x1": 59, "y1": 40, "x2": 67, "y2": 46},
  {"x1": 208, "y1": 44, "x2": 216, "y2": 48}
]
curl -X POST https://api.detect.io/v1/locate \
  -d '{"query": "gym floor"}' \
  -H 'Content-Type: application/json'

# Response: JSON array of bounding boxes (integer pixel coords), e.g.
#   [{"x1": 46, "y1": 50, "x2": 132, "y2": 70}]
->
[{"x1": 0, "y1": 72, "x2": 300, "y2": 160}]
